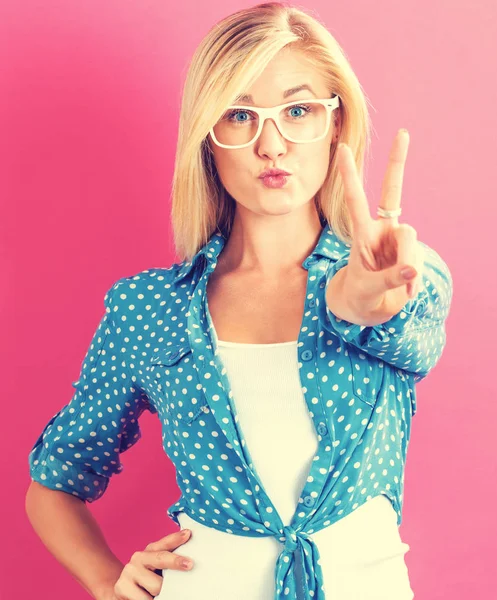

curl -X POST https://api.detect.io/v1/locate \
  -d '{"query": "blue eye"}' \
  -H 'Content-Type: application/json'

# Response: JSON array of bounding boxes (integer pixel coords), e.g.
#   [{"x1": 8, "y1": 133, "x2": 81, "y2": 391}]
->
[
  {"x1": 227, "y1": 109, "x2": 254, "y2": 123},
  {"x1": 288, "y1": 104, "x2": 312, "y2": 118}
]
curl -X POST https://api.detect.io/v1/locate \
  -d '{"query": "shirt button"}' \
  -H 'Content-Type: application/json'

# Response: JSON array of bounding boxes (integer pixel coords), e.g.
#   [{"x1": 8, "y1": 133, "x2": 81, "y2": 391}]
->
[
  {"x1": 303, "y1": 495, "x2": 315, "y2": 507},
  {"x1": 201, "y1": 405, "x2": 209, "y2": 413},
  {"x1": 319, "y1": 281, "x2": 326, "y2": 289},
  {"x1": 317, "y1": 423, "x2": 328, "y2": 436},
  {"x1": 300, "y1": 350, "x2": 313, "y2": 361},
  {"x1": 309, "y1": 299, "x2": 316, "y2": 308}
]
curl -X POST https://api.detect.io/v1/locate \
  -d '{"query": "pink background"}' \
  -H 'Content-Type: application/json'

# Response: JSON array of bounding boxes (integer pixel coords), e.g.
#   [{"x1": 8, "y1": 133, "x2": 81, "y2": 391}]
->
[{"x1": 1, "y1": 1, "x2": 495, "y2": 598}]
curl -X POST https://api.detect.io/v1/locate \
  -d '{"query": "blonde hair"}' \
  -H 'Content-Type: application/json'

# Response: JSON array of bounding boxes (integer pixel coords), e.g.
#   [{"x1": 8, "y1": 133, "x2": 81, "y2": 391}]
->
[{"x1": 171, "y1": 1, "x2": 374, "y2": 262}]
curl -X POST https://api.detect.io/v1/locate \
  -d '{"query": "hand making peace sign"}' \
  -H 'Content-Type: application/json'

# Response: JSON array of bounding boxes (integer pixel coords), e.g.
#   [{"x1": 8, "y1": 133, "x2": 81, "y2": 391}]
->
[{"x1": 335, "y1": 129, "x2": 425, "y2": 321}]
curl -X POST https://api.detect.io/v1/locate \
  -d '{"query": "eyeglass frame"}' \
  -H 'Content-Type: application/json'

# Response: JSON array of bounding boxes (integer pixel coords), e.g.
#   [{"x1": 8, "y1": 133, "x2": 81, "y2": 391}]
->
[{"x1": 208, "y1": 95, "x2": 340, "y2": 149}]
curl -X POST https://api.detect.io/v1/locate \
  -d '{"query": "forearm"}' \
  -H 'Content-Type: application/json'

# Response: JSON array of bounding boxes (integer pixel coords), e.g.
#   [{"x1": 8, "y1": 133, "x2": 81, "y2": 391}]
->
[
  {"x1": 326, "y1": 265, "x2": 407, "y2": 327},
  {"x1": 25, "y1": 481, "x2": 124, "y2": 600}
]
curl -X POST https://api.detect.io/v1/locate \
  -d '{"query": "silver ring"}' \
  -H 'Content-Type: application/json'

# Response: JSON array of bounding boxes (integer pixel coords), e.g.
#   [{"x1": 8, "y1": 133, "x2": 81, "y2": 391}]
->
[{"x1": 377, "y1": 206, "x2": 402, "y2": 218}]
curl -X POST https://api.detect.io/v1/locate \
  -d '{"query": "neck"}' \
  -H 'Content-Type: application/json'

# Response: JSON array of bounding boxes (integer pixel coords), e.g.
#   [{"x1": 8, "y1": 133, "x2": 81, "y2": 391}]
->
[{"x1": 217, "y1": 203, "x2": 324, "y2": 278}]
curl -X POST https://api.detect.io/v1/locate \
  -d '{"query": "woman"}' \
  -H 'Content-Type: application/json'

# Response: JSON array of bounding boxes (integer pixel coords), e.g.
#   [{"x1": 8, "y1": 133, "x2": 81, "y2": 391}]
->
[{"x1": 26, "y1": 3, "x2": 453, "y2": 599}]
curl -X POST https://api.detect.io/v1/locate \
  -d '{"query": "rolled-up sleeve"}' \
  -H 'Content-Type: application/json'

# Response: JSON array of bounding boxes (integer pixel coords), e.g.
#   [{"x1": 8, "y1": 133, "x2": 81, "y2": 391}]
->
[
  {"x1": 322, "y1": 241, "x2": 453, "y2": 382},
  {"x1": 28, "y1": 279, "x2": 157, "y2": 502}
]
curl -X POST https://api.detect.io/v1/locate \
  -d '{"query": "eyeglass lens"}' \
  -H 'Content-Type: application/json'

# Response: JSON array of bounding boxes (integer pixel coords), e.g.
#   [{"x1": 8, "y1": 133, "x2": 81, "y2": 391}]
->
[{"x1": 213, "y1": 101, "x2": 328, "y2": 146}]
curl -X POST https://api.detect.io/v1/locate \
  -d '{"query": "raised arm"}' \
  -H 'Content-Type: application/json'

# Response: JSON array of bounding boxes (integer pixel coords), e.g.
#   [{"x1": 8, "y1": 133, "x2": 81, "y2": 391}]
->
[
  {"x1": 324, "y1": 240, "x2": 452, "y2": 382},
  {"x1": 322, "y1": 134, "x2": 453, "y2": 382}
]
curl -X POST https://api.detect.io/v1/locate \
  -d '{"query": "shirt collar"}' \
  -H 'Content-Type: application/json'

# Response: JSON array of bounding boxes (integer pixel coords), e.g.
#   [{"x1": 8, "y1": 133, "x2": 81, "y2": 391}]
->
[{"x1": 172, "y1": 223, "x2": 351, "y2": 284}]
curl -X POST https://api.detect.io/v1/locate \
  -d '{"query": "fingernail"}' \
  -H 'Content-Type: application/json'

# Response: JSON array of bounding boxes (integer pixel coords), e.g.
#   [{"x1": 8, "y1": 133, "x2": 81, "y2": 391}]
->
[
  {"x1": 401, "y1": 266, "x2": 417, "y2": 280},
  {"x1": 182, "y1": 559, "x2": 193, "y2": 569},
  {"x1": 181, "y1": 529, "x2": 190, "y2": 536}
]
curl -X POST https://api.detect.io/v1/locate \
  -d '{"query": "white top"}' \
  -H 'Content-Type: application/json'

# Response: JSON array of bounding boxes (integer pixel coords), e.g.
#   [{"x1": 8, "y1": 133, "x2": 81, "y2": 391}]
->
[{"x1": 155, "y1": 339, "x2": 414, "y2": 600}]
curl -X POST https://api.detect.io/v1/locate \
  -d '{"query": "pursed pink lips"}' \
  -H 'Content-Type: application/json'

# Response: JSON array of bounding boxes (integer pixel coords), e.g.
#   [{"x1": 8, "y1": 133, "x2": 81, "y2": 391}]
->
[
  {"x1": 260, "y1": 174, "x2": 290, "y2": 188},
  {"x1": 258, "y1": 168, "x2": 292, "y2": 189}
]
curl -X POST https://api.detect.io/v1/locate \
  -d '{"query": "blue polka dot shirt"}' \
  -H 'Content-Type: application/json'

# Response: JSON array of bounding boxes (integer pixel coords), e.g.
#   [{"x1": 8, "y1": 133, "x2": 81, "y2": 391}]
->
[{"x1": 28, "y1": 224, "x2": 453, "y2": 600}]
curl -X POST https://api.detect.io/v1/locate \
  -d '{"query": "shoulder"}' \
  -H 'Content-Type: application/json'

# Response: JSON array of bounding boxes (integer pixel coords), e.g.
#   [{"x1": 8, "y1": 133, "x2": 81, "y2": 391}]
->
[{"x1": 103, "y1": 263, "x2": 184, "y2": 315}]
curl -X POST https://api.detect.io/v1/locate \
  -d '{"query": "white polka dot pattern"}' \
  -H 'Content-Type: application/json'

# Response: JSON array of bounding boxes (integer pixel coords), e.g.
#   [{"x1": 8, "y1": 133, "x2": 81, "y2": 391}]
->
[
  {"x1": 28, "y1": 285, "x2": 158, "y2": 502},
  {"x1": 28, "y1": 225, "x2": 452, "y2": 600},
  {"x1": 324, "y1": 241, "x2": 453, "y2": 386}
]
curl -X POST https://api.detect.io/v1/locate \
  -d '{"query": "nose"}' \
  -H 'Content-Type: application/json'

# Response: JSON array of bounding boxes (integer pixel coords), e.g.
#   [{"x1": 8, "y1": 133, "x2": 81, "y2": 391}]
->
[
  {"x1": 259, "y1": 116, "x2": 283, "y2": 140},
  {"x1": 256, "y1": 116, "x2": 287, "y2": 159}
]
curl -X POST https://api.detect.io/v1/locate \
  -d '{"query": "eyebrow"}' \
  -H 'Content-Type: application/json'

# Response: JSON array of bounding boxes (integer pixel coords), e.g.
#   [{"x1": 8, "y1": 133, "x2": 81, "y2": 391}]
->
[{"x1": 234, "y1": 84, "x2": 317, "y2": 104}]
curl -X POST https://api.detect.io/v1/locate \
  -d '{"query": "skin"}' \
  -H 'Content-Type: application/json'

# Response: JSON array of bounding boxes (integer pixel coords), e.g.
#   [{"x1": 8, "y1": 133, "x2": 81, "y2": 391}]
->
[
  {"x1": 207, "y1": 46, "x2": 340, "y2": 279},
  {"x1": 107, "y1": 50, "x2": 423, "y2": 600},
  {"x1": 328, "y1": 135, "x2": 425, "y2": 327},
  {"x1": 208, "y1": 46, "x2": 423, "y2": 325},
  {"x1": 26, "y1": 48, "x2": 423, "y2": 600},
  {"x1": 110, "y1": 530, "x2": 195, "y2": 600},
  {"x1": 24, "y1": 482, "x2": 196, "y2": 600}
]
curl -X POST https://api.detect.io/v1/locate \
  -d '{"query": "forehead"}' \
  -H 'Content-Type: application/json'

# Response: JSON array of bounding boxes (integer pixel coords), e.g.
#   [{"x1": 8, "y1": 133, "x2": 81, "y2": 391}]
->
[
  {"x1": 235, "y1": 48, "x2": 329, "y2": 106},
  {"x1": 234, "y1": 83, "x2": 318, "y2": 105}
]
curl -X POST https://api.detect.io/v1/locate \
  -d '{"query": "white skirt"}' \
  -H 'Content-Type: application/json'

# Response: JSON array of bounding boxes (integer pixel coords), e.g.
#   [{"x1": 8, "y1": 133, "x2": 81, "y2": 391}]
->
[{"x1": 155, "y1": 494, "x2": 414, "y2": 600}]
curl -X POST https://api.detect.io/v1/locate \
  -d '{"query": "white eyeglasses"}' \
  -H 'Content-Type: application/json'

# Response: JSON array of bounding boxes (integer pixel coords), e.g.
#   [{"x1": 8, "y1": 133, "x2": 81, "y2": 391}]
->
[{"x1": 209, "y1": 95, "x2": 340, "y2": 149}]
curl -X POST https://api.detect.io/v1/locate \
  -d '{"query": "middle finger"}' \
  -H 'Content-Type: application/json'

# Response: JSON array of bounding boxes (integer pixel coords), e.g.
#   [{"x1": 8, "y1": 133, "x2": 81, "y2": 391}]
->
[{"x1": 379, "y1": 129, "x2": 410, "y2": 227}]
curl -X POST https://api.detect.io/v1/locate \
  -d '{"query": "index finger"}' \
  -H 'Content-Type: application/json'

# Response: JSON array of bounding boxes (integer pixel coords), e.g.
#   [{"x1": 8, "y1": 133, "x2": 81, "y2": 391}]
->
[
  {"x1": 145, "y1": 529, "x2": 191, "y2": 552},
  {"x1": 336, "y1": 142, "x2": 372, "y2": 234},
  {"x1": 379, "y1": 129, "x2": 410, "y2": 224}
]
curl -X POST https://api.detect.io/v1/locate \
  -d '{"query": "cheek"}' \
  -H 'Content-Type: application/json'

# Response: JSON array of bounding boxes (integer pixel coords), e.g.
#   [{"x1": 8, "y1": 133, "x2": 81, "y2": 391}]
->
[
  {"x1": 214, "y1": 148, "x2": 250, "y2": 173},
  {"x1": 213, "y1": 150, "x2": 246, "y2": 180},
  {"x1": 213, "y1": 152, "x2": 253, "y2": 194},
  {"x1": 298, "y1": 141, "x2": 332, "y2": 174},
  {"x1": 291, "y1": 142, "x2": 331, "y2": 195}
]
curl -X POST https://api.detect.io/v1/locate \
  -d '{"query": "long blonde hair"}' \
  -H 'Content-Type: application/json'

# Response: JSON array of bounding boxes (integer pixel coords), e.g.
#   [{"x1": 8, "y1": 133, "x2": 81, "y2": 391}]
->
[{"x1": 171, "y1": 1, "x2": 374, "y2": 262}]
